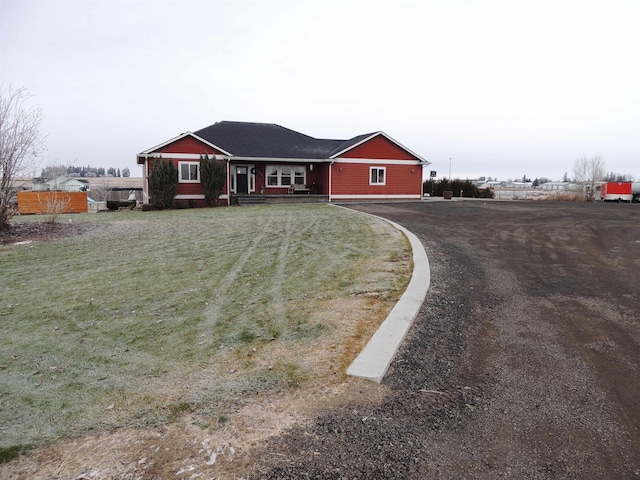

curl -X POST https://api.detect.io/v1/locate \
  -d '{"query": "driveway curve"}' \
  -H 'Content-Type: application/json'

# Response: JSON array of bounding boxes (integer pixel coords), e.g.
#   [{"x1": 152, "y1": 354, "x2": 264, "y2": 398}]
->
[
  {"x1": 344, "y1": 208, "x2": 431, "y2": 383},
  {"x1": 245, "y1": 201, "x2": 640, "y2": 479}
]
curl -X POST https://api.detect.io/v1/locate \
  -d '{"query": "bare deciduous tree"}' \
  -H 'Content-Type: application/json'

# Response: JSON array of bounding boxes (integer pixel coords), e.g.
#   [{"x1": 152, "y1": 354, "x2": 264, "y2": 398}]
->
[
  {"x1": 43, "y1": 191, "x2": 71, "y2": 225},
  {"x1": 1, "y1": 85, "x2": 47, "y2": 229},
  {"x1": 573, "y1": 154, "x2": 606, "y2": 202}
]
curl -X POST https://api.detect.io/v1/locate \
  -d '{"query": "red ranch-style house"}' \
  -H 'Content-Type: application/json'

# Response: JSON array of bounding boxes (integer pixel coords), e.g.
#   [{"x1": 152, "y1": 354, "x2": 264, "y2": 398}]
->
[{"x1": 136, "y1": 121, "x2": 429, "y2": 206}]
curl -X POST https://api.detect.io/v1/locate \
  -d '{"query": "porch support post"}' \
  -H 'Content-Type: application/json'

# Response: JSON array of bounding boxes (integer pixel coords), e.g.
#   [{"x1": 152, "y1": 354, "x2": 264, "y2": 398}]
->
[
  {"x1": 328, "y1": 161, "x2": 334, "y2": 203},
  {"x1": 226, "y1": 158, "x2": 231, "y2": 205}
]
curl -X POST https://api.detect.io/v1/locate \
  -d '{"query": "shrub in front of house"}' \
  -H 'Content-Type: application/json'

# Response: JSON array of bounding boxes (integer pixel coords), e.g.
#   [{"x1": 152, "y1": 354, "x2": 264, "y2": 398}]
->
[
  {"x1": 200, "y1": 154, "x2": 226, "y2": 206},
  {"x1": 148, "y1": 157, "x2": 178, "y2": 210}
]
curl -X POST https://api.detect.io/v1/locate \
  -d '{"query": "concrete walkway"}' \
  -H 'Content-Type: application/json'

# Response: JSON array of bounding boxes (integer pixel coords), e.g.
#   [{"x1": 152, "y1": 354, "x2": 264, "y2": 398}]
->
[{"x1": 342, "y1": 208, "x2": 431, "y2": 383}]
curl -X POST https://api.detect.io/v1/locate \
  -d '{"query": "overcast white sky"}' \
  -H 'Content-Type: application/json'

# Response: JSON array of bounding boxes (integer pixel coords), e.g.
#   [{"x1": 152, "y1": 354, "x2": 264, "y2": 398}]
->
[{"x1": 2, "y1": 0, "x2": 638, "y2": 181}]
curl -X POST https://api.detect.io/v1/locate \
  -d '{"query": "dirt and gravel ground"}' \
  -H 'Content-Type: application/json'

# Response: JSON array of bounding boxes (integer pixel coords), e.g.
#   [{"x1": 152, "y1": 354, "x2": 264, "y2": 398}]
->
[
  {"x1": 238, "y1": 200, "x2": 640, "y2": 479},
  {"x1": 2, "y1": 201, "x2": 639, "y2": 479}
]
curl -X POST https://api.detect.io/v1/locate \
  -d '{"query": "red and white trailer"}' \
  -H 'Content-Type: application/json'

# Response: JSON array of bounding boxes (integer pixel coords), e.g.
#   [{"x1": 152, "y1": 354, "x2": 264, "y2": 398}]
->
[{"x1": 599, "y1": 182, "x2": 633, "y2": 202}]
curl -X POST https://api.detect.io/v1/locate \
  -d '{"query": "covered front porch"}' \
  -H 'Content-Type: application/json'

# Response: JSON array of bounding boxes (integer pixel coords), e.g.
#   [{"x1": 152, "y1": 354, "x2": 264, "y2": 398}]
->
[{"x1": 227, "y1": 160, "x2": 329, "y2": 198}]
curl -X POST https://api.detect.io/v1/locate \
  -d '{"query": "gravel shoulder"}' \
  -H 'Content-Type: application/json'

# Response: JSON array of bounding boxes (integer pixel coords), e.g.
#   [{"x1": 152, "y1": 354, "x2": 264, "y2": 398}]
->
[{"x1": 243, "y1": 201, "x2": 640, "y2": 479}]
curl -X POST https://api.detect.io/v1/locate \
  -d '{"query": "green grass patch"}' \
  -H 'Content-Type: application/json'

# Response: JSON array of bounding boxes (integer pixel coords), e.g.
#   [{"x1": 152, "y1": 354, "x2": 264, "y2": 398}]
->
[
  {"x1": 0, "y1": 445, "x2": 25, "y2": 464},
  {"x1": 0, "y1": 205, "x2": 411, "y2": 450}
]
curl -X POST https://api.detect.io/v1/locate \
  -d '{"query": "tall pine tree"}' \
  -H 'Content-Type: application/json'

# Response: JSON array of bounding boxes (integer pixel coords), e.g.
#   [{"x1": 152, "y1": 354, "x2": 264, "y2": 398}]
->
[
  {"x1": 147, "y1": 157, "x2": 177, "y2": 209},
  {"x1": 200, "y1": 154, "x2": 227, "y2": 206}
]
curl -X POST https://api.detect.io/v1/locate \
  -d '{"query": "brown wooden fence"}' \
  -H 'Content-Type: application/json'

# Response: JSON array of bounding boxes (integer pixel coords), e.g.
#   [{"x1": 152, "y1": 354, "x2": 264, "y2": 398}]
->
[{"x1": 17, "y1": 191, "x2": 88, "y2": 214}]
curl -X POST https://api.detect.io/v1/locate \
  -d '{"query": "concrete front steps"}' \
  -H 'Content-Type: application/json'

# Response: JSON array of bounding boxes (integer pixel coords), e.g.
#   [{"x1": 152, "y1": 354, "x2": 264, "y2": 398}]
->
[{"x1": 234, "y1": 194, "x2": 329, "y2": 206}]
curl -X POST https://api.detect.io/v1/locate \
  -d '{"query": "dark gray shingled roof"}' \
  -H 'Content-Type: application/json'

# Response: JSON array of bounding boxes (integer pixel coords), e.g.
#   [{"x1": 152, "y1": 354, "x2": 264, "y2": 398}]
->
[{"x1": 194, "y1": 121, "x2": 376, "y2": 159}]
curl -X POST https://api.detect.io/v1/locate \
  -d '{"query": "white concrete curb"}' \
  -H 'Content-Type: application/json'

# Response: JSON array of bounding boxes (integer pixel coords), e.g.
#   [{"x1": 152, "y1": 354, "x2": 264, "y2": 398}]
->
[{"x1": 336, "y1": 207, "x2": 431, "y2": 383}]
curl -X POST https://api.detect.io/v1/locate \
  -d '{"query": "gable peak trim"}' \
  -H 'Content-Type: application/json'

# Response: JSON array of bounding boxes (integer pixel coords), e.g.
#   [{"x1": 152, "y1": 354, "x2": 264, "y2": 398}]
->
[
  {"x1": 330, "y1": 131, "x2": 428, "y2": 164},
  {"x1": 139, "y1": 131, "x2": 233, "y2": 157}
]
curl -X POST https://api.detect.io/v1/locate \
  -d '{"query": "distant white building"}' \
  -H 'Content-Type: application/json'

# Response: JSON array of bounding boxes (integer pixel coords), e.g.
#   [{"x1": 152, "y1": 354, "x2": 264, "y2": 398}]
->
[
  {"x1": 32, "y1": 175, "x2": 90, "y2": 192},
  {"x1": 538, "y1": 182, "x2": 580, "y2": 191},
  {"x1": 475, "y1": 181, "x2": 505, "y2": 189},
  {"x1": 510, "y1": 181, "x2": 533, "y2": 189}
]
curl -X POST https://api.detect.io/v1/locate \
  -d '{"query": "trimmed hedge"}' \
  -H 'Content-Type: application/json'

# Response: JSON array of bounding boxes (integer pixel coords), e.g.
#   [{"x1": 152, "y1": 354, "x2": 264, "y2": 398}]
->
[{"x1": 423, "y1": 179, "x2": 494, "y2": 199}]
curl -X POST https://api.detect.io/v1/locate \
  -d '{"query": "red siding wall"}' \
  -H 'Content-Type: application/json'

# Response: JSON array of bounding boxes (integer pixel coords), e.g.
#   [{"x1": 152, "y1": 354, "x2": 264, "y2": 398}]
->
[
  {"x1": 153, "y1": 136, "x2": 223, "y2": 155},
  {"x1": 339, "y1": 135, "x2": 418, "y2": 160},
  {"x1": 147, "y1": 157, "x2": 229, "y2": 203},
  {"x1": 177, "y1": 182, "x2": 206, "y2": 196},
  {"x1": 147, "y1": 136, "x2": 228, "y2": 204},
  {"x1": 331, "y1": 163, "x2": 421, "y2": 196}
]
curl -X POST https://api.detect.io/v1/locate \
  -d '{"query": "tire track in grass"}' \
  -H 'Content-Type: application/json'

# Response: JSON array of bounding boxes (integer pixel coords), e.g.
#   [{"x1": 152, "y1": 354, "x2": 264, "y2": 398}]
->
[
  {"x1": 200, "y1": 221, "x2": 271, "y2": 337},
  {"x1": 263, "y1": 209, "x2": 295, "y2": 337}
]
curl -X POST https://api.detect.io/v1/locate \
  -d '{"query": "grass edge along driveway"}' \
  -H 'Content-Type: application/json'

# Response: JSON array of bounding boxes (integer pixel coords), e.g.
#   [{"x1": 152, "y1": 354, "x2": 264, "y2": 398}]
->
[{"x1": 0, "y1": 204, "x2": 411, "y2": 453}]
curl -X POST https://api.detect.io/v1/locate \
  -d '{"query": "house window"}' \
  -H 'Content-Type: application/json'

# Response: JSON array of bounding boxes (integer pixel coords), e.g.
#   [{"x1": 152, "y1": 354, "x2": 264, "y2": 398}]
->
[
  {"x1": 294, "y1": 166, "x2": 305, "y2": 184},
  {"x1": 370, "y1": 167, "x2": 386, "y2": 185},
  {"x1": 267, "y1": 166, "x2": 279, "y2": 186},
  {"x1": 266, "y1": 165, "x2": 306, "y2": 187},
  {"x1": 281, "y1": 166, "x2": 292, "y2": 186},
  {"x1": 179, "y1": 162, "x2": 200, "y2": 182}
]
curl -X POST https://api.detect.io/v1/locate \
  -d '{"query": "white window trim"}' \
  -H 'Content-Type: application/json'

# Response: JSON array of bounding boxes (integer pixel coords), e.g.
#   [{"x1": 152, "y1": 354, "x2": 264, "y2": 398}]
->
[
  {"x1": 370, "y1": 166, "x2": 386, "y2": 186},
  {"x1": 178, "y1": 161, "x2": 200, "y2": 183},
  {"x1": 266, "y1": 164, "x2": 306, "y2": 188}
]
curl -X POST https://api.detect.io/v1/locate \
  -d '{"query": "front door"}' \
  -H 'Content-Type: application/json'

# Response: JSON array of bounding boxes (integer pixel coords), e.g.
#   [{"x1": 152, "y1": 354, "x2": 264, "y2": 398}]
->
[{"x1": 236, "y1": 166, "x2": 248, "y2": 194}]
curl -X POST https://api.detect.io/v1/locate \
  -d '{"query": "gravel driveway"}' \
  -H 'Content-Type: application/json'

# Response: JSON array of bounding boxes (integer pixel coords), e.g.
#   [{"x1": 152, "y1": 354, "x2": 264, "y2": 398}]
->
[{"x1": 245, "y1": 200, "x2": 640, "y2": 479}]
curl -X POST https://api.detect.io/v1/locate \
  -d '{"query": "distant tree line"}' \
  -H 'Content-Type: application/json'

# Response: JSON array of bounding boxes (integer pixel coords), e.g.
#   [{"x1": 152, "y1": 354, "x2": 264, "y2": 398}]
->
[
  {"x1": 604, "y1": 171, "x2": 634, "y2": 182},
  {"x1": 39, "y1": 164, "x2": 131, "y2": 178},
  {"x1": 423, "y1": 179, "x2": 494, "y2": 198}
]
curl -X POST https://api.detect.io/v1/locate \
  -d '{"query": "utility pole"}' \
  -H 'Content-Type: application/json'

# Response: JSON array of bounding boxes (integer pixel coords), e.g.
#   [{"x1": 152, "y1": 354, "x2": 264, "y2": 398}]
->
[{"x1": 449, "y1": 158, "x2": 452, "y2": 180}]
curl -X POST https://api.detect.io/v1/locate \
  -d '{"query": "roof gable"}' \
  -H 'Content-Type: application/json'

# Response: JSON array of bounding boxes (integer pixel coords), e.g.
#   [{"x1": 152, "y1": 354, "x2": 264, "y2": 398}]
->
[
  {"x1": 332, "y1": 132, "x2": 424, "y2": 161},
  {"x1": 139, "y1": 132, "x2": 231, "y2": 156}
]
